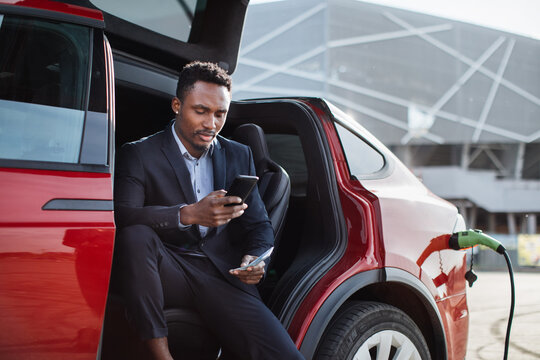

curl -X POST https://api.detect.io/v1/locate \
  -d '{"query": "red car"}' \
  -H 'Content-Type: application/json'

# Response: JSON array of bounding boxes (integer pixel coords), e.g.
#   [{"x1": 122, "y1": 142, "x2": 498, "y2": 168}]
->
[{"x1": 0, "y1": 1, "x2": 468, "y2": 359}]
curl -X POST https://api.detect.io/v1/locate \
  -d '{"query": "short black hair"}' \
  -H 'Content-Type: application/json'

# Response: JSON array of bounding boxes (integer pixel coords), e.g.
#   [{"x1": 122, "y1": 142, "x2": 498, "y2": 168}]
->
[{"x1": 176, "y1": 61, "x2": 232, "y2": 101}]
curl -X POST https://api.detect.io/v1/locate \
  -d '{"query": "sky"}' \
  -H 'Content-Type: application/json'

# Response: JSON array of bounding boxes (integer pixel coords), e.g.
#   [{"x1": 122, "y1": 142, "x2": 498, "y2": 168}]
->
[
  {"x1": 362, "y1": 0, "x2": 540, "y2": 40},
  {"x1": 251, "y1": 0, "x2": 540, "y2": 40}
]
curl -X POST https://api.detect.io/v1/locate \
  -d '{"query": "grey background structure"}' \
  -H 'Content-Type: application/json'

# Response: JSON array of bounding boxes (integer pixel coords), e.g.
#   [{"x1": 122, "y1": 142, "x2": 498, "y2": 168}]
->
[{"x1": 233, "y1": 0, "x2": 540, "y2": 236}]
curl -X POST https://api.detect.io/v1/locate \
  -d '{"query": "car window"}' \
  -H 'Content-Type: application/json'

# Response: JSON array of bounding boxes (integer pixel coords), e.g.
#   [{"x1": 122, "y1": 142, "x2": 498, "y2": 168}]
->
[
  {"x1": 0, "y1": 15, "x2": 90, "y2": 164},
  {"x1": 335, "y1": 122, "x2": 385, "y2": 177},
  {"x1": 265, "y1": 134, "x2": 308, "y2": 196}
]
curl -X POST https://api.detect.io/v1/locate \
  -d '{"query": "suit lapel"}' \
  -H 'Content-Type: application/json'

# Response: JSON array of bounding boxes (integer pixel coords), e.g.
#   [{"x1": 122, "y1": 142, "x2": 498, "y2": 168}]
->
[
  {"x1": 161, "y1": 127, "x2": 197, "y2": 205},
  {"x1": 211, "y1": 137, "x2": 227, "y2": 237},
  {"x1": 212, "y1": 137, "x2": 227, "y2": 191}
]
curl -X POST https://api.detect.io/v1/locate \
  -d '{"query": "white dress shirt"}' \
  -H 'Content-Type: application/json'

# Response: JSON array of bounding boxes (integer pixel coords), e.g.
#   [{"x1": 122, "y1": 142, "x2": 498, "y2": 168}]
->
[{"x1": 171, "y1": 123, "x2": 219, "y2": 238}]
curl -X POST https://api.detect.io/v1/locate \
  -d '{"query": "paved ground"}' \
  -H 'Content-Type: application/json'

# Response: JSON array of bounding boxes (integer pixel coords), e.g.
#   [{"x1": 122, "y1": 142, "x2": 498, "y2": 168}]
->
[{"x1": 466, "y1": 271, "x2": 540, "y2": 360}]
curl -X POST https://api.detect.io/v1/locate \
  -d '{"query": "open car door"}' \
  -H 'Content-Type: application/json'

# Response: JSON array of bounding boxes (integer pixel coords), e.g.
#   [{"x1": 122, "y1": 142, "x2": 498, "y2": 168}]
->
[{"x1": 64, "y1": 0, "x2": 248, "y2": 73}]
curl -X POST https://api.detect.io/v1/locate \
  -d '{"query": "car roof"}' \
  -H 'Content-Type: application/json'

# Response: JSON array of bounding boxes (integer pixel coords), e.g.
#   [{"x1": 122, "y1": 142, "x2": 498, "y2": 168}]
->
[{"x1": 0, "y1": 0, "x2": 104, "y2": 26}]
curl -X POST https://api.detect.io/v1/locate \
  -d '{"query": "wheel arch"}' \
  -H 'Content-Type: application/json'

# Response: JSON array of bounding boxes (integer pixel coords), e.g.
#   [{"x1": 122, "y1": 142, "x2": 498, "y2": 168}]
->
[{"x1": 299, "y1": 268, "x2": 447, "y2": 360}]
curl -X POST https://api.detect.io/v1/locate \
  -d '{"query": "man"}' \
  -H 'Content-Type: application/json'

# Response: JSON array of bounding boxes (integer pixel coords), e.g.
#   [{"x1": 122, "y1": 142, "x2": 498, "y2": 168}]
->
[{"x1": 114, "y1": 61, "x2": 303, "y2": 360}]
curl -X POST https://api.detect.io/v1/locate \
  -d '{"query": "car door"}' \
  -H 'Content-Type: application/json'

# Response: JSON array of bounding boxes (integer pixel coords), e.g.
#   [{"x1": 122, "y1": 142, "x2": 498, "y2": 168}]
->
[{"x1": 0, "y1": 3, "x2": 114, "y2": 358}]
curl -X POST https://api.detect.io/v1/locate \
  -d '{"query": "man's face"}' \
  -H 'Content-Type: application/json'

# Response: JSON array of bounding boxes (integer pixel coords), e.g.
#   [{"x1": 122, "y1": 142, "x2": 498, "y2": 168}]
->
[{"x1": 172, "y1": 81, "x2": 231, "y2": 158}]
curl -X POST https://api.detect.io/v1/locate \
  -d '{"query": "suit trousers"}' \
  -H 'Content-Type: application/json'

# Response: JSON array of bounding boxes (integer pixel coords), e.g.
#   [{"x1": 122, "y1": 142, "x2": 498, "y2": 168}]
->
[{"x1": 115, "y1": 224, "x2": 304, "y2": 360}]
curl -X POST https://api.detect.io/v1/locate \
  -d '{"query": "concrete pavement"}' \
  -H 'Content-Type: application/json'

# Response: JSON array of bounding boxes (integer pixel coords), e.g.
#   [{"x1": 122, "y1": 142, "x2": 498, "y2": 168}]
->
[{"x1": 466, "y1": 271, "x2": 540, "y2": 360}]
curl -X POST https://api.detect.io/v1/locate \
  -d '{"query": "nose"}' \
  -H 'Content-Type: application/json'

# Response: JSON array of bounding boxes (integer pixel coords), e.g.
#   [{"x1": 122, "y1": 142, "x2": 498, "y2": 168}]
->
[{"x1": 202, "y1": 114, "x2": 217, "y2": 130}]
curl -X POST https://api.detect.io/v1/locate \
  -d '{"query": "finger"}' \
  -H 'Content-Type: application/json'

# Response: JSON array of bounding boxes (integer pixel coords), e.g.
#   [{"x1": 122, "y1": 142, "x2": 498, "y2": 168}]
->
[
  {"x1": 222, "y1": 195, "x2": 244, "y2": 206},
  {"x1": 234, "y1": 267, "x2": 264, "y2": 277},
  {"x1": 218, "y1": 206, "x2": 245, "y2": 219},
  {"x1": 240, "y1": 255, "x2": 257, "y2": 267},
  {"x1": 208, "y1": 189, "x2": 227, "y2": 198},
  {"x1": 230, "y1": 267, "x2": 264, "y2": 276},
  {"x1": 234, "y1": 273, "x2": 263, "y2": 282},
  {"x1": 225, "y1": 204, "x2": 248, "y2": 219}
]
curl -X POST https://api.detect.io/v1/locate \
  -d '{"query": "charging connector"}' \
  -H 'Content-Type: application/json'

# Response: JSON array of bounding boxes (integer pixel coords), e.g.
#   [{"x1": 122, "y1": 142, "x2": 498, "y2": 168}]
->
[
  {"x1": 449, "y1": 229, "x2": 506, "y2": 254},
  {"x1": 449, "y1": 229, "x2": 514, "y2": 360}
]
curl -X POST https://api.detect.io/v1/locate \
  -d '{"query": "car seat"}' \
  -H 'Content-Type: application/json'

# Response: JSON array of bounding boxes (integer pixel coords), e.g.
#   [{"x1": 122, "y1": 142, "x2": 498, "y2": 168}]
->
[{"x1": 232, "y1": 123, "x2": 291, "y2": 247}]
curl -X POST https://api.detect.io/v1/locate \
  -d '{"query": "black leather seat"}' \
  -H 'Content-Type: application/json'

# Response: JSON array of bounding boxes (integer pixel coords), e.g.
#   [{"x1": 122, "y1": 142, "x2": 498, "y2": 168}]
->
[{"x1": 232, "y1": 123, "x2": 291, "y2": 245}]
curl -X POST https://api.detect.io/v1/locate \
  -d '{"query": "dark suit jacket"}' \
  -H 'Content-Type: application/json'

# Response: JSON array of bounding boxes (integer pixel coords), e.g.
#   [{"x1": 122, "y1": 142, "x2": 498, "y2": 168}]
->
[{"x1": 114, "y1": 125, "x2": 274, "y2": 297}]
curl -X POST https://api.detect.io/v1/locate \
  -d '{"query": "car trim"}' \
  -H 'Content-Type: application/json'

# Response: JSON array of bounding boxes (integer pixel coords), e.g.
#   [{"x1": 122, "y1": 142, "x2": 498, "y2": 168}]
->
[
  {"x1": 299, "y1": 269, "x2": 384, "y2": 359},
  {"x1": 104, "y1": 34, "x2": 116, "y2": 186},
  {"x1": 42, "y1": 199, "x2": 113, "y2": 211},
  {"x1": 326, "y1": 100, "x2": 395, "y2": 181},
  {"x1": 277, "y1": 100, "x2": 347, "y2": 328},
  {"x1": 0, "y1": 160, "x2": 110, "y2": 173},
  {"x1": 0, "y1": 3, "x2": 104, "y2": 28},
  {"x1": 113, "y1": 51, "x2": 178, "y2": 97},
  {"x1": 331, "y1": 119, "x2": 394, "y2": 180},
  {"x1": 299, "y1": 268, "x2": 448, "y2": 360},
  {"x1": 385, "y1": 267, "x2": 448, "y2": 360}
]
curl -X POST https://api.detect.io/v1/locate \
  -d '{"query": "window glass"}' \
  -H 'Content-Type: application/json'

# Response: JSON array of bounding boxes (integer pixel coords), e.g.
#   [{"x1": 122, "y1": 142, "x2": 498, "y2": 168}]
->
[
  {"x1": 90, "y1": 0, "x2": 204, "y2": 42},
  {"x1": 265, "y1": 134, "x2": 308, "y2": 196},
  {"x1": 79, "y1": 32, "x2": 109, "y2": 165},
  {"x1": 335, "y1": 122, "x2": 385, "y2": 177},
  {"x1": 0, "y1": 16, "x2": 90, "y2": 163}
]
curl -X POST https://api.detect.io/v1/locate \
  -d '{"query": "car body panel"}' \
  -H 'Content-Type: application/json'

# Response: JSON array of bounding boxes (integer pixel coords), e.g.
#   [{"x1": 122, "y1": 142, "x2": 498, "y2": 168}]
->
[
  {"x1": 0, "y1": 3, "x2": 115, "y2": 357},
  {"x1": 0, "y1": 168, "x2": 114, "y2": 358},
  {"x1": 289, "y1": 99, "x2": 468, "y2": 360}
]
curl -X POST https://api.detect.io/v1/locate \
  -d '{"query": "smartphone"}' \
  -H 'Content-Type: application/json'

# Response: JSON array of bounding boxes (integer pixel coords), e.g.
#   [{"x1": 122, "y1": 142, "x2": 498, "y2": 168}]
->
[
  {"x1": 224, "y1": 175, "x2": 259, "y2": 207},
  {"x1": 231, "y1": 247, "x2": 274, "y2": 271}
]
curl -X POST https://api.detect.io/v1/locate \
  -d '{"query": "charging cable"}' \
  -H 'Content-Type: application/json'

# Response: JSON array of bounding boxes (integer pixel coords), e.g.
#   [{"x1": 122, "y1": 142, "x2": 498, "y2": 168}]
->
[{"x1": 449, "y1": 229, "x2": 515, "y2": 360}]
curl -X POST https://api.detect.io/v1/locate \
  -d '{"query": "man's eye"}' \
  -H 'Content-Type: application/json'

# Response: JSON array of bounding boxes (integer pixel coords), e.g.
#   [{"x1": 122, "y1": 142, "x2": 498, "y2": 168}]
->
[{"x1": 195, "y1": 110, "x2": 205, "y2": 114}]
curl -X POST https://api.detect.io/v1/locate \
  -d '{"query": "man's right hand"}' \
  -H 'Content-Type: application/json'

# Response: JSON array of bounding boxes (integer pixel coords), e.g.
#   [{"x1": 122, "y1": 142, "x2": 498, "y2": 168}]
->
[{"x1": 180, "y1": 190, "x2": 248, "y2": 227}]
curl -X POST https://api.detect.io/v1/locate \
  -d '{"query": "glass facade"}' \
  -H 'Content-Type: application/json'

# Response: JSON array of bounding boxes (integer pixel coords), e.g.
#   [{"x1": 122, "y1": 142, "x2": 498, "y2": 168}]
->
[{"x1": 234, "y1": 0, "x2": 540, "y2": 233}]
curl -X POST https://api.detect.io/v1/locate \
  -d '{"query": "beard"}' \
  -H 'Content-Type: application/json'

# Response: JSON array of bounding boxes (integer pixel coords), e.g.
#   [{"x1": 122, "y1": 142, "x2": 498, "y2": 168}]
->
[{"x1": 175, "y1": 113, "x2": 215, "y2": 155}]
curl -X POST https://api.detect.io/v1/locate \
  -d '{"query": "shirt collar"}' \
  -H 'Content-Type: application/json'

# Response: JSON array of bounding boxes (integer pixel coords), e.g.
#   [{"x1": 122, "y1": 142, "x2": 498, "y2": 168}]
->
[{"x1": 171, "y1": 121, "x2": 219, "y2": 159}]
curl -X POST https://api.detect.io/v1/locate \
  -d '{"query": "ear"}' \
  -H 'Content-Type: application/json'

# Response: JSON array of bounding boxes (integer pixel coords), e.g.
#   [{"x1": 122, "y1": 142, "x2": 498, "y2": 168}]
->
[{"x1": 171, "y1": 97, "x2": 181, "y2": 115}]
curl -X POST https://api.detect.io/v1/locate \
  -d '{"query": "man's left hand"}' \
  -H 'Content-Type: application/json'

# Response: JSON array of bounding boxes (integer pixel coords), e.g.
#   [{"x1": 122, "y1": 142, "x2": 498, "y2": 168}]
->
[{"x1": 229, "y1": 255, "x2": 265, "y2": 285}]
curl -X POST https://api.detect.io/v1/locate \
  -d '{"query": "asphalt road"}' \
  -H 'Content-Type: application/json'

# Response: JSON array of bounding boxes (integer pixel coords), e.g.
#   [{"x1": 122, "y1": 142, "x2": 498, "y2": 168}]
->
[{"x1": 466, "y1": 271, "x2": 540, "y2": 360}]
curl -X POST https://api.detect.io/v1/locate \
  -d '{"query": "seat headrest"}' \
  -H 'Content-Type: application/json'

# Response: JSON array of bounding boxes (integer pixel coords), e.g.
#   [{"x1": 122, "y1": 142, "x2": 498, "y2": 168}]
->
[{"x1": 232, "y1": 124, "x2": 270, "y2": 167}]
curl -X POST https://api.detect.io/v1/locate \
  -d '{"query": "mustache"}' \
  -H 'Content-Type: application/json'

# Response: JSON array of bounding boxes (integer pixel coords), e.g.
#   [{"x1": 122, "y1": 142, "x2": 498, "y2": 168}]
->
[{"x1": 195, "y1": 130, "x2": 216, "y2": 137}]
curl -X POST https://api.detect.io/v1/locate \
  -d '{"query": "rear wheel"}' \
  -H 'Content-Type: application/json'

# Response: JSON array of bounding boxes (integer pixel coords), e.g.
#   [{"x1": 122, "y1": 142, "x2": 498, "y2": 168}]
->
[{"x1": 315, "y1": 301, "x2": 431, "y2": 360}]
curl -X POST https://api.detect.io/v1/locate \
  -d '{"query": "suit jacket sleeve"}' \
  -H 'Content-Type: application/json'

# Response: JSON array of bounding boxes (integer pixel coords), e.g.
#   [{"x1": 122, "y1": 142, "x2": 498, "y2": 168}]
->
[{"x1": 114, "y1": 142, "x2": 183, "y2": 231}]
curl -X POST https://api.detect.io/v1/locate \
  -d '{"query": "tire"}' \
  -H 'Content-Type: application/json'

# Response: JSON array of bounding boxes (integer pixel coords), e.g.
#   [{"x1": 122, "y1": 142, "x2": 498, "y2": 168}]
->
[{"x1": 315, "y1": 301, "x2": 431, "y2": 360}]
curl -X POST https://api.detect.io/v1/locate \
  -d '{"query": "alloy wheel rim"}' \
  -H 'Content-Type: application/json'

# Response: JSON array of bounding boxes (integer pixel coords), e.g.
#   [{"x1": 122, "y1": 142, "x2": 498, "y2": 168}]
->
[{"x1": 353, "y1": 330, "x2": 422, "y2": 360}]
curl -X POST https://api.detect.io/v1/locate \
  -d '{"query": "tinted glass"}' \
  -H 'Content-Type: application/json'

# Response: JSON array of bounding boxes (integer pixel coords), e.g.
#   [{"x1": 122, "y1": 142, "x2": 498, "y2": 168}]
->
[
  {"x1": 265, "y1": 134, "x2": 308, "y2": 196},
  {"x1": 90, "y1": 0, "x2": 204, "y2": 42},
  {"x1": 0, "y1": 15, "x2": 90, "y2": 163},
  {"x1": 335, "y1": 122, "x2": 385, "y2": 177}
]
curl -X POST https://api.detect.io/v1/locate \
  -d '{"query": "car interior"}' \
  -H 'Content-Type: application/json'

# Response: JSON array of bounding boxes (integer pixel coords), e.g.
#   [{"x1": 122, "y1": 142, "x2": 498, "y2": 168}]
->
[
  {"x1": 115, "y1": 72, "x2": 344, "y2": 300},
  {"x1": 104, "y1": 61, "x2": 345, "y2": 358}
]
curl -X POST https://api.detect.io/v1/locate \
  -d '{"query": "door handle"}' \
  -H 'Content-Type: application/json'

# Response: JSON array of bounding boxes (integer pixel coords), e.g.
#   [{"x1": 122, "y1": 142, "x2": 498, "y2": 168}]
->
[{"x1": 42, "y1": 199, "x2": 113, "y2": 211}]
